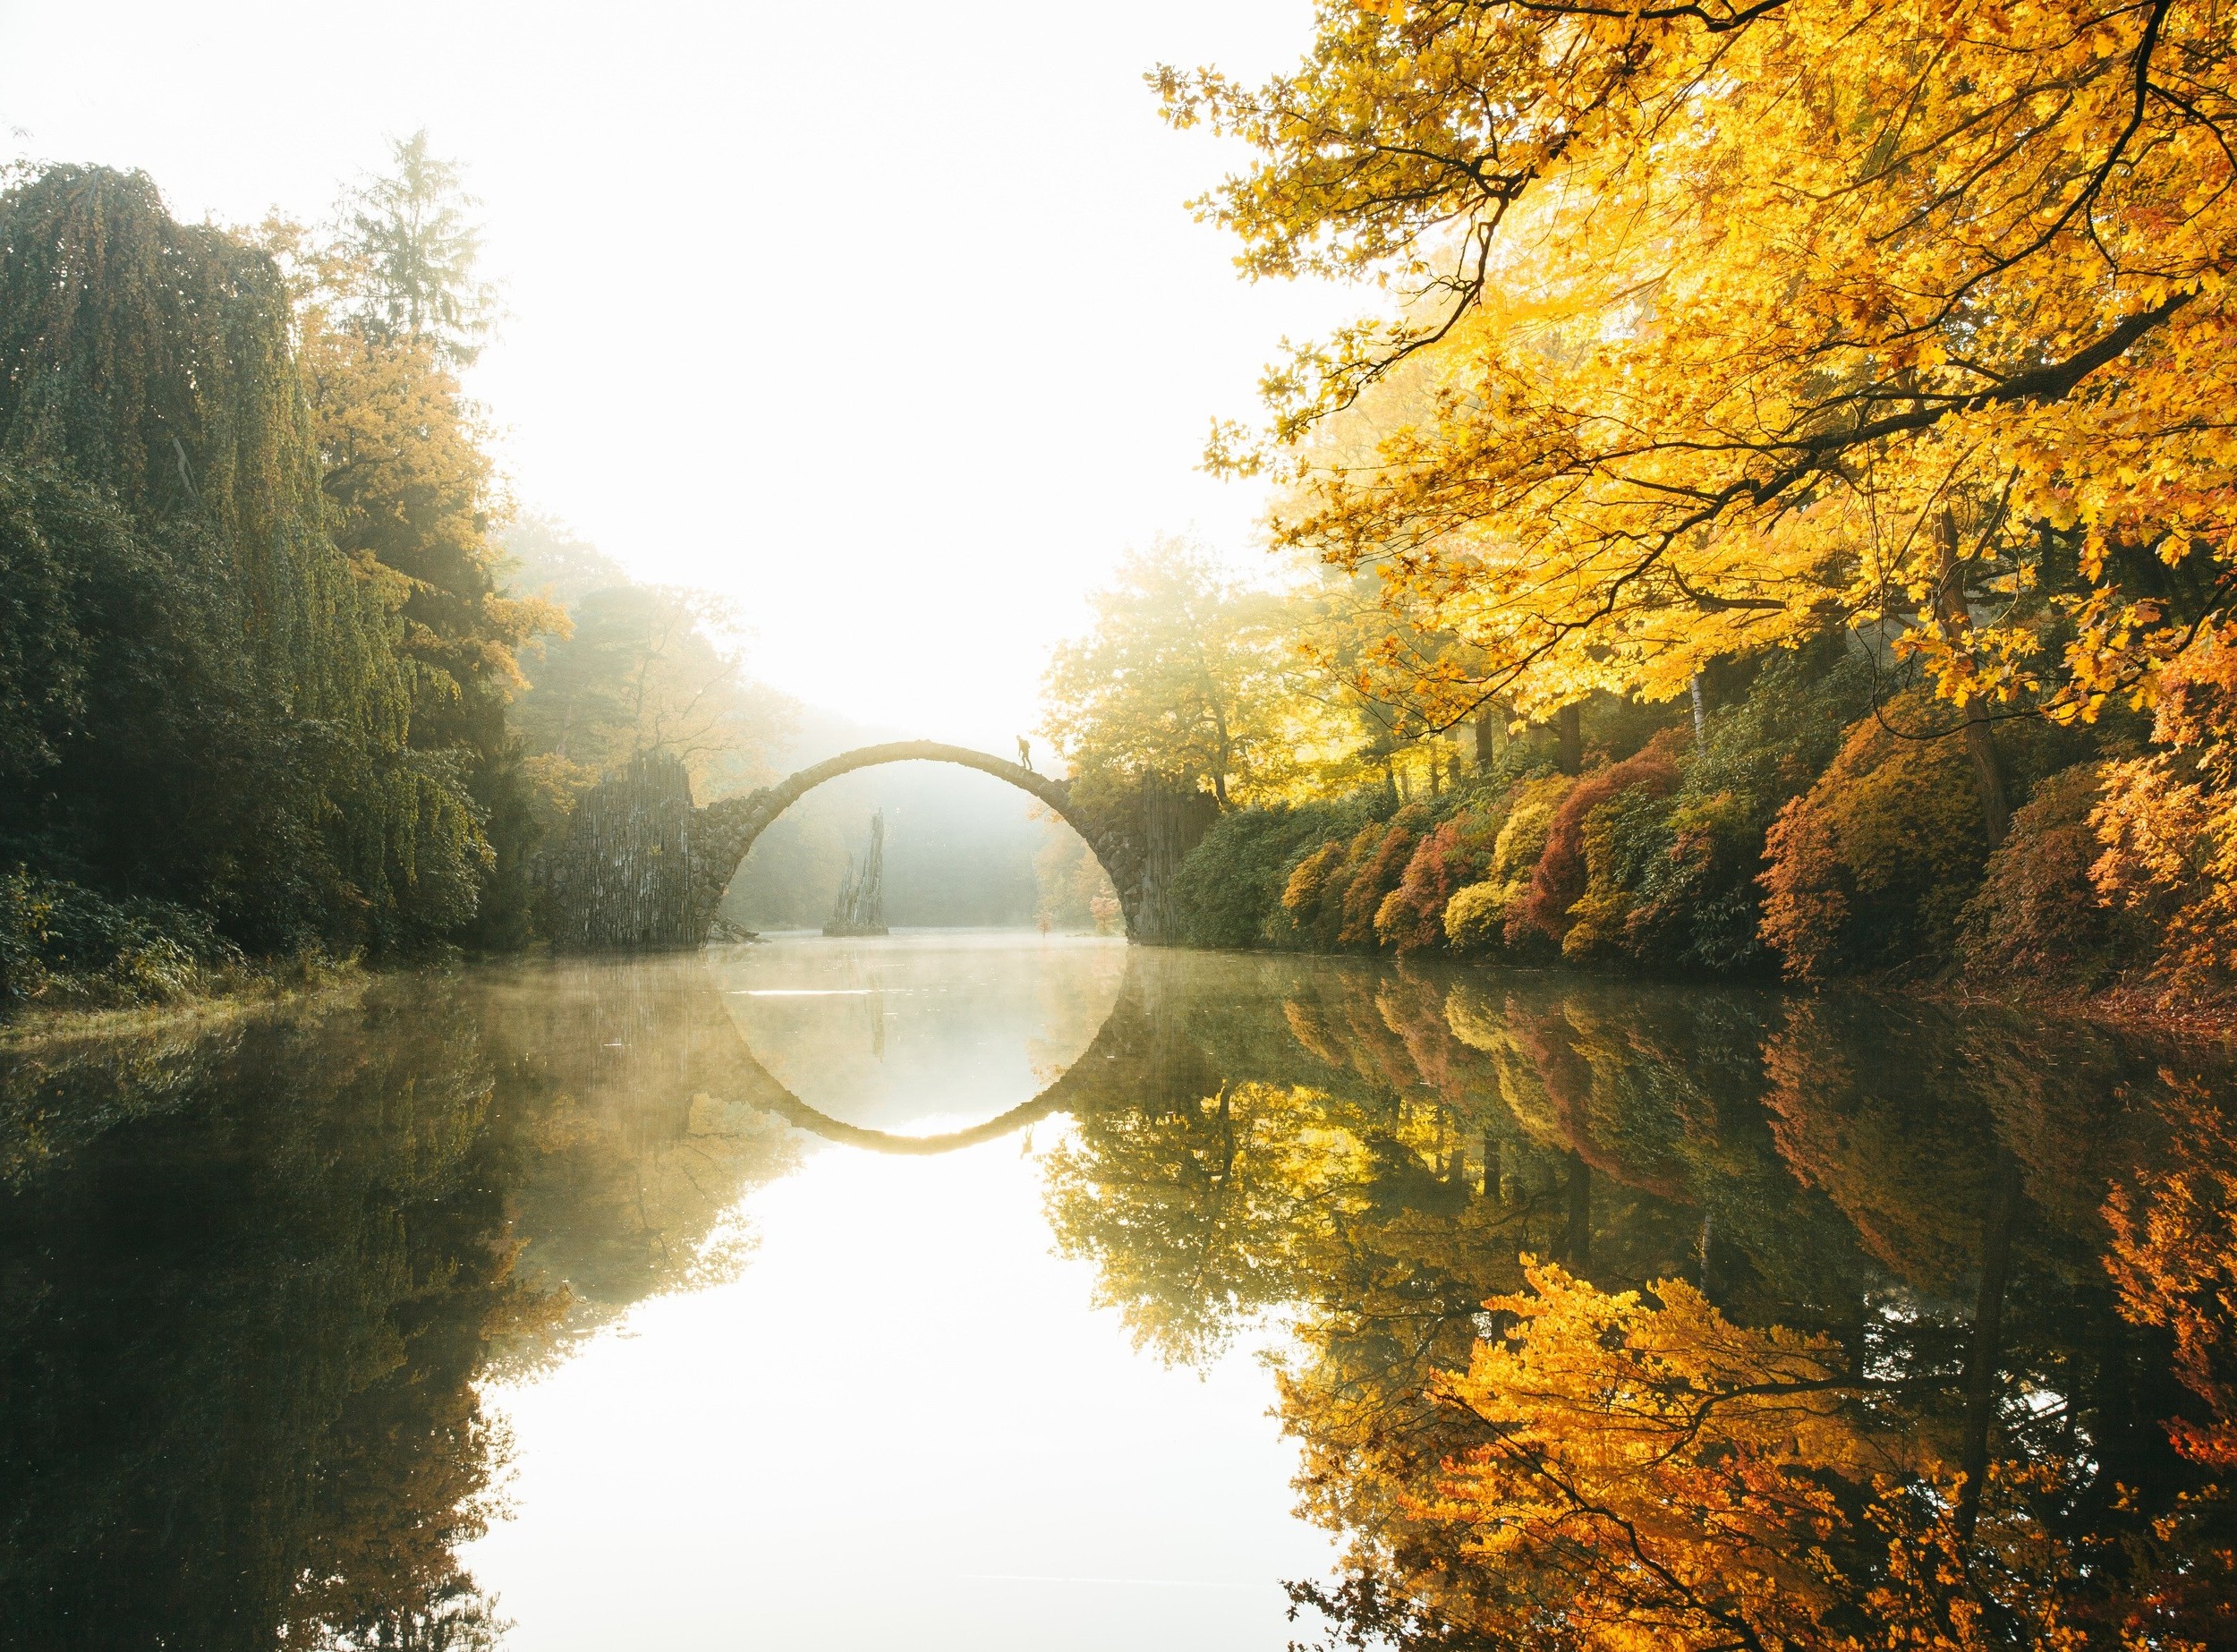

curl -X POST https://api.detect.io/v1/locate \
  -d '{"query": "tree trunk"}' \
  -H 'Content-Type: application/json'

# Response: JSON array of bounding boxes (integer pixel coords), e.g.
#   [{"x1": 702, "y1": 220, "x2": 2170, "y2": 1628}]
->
[
  {"x1": 1688, "y1": 675, "x2": 1707, "y2": 744},
  {"x1": 1563, "y1": 1152, "x2": 1591, "y2": 1268},
  {"x1": 1555, "y1": 703, "x2": 1583, "y2": 777},
  {"x1": 1956, "y1": 1149, "x2": 2020, "y2": 1540},
  {"x1": 1474, "y1": 704, "x2": 1501, "y2": 773},
  {"x1": 1935, "y1": 514, "x2": 2012, "y2": 848}
]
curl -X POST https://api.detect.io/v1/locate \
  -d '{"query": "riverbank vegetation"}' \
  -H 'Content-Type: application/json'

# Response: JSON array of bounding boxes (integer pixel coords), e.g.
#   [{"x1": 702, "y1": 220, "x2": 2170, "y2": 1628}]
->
[
  {"x1": 1035, "y1": 0, "x2": 2237, "y2": 1022},
  {"x1": 0, "y1": 148, "x2": 787, "y2": 1014}
]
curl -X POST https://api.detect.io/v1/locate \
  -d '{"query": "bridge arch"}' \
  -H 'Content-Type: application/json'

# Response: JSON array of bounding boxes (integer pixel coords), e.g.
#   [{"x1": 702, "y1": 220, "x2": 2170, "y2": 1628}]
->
[
  {"x1": 548, "y1": 741, "x2": 1214, "y2": 951},
  {"x1": 688, "y1": 741, "x2": 1133, "y2": 943}
]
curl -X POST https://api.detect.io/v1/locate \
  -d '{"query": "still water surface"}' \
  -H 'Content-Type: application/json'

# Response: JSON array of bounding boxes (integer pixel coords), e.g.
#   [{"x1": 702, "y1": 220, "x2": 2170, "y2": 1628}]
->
[{"x1": 3, "y1": 932, "x2": 2231, "y2": 1647}]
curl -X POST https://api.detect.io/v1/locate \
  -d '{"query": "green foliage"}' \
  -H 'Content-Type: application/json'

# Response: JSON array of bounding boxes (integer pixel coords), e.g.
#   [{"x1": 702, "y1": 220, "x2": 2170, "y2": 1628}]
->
[
  {"x1": 1144, "y1": 634, "x2": 2031, "y2": 983},
  {"x1": 1174, "y1": 799, "x2": 1374, "y2": 948},
  {"x1": 0, "y1": 165, "x2": 486, "y2": 958},
  {"x1": 1565, "y1": 783, "x2": 1684, "y2": 962},
  {"x1": 0, "y1": 869, "x2": 239, "y2": 1009},
  {"x1": 1283, "y1": 817, "x2": 1377, "y2": 948},
  {"x1": 0, "y1": 461, "x2": 122, "y2": 789},
  {"x1": 1620, "y1": 649, "x2": 1874, "y2": 971}
]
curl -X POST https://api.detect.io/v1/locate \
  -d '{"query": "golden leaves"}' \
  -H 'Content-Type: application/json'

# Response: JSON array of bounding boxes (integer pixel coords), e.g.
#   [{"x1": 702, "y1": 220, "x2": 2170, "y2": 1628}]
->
[{"x1": 1183, "y1": 0, "x2": 2237, "y2": 723}]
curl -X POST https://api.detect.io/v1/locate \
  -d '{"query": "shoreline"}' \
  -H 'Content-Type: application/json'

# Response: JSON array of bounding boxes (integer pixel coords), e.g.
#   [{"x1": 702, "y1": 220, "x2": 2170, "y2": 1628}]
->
[
  {"x1": 5, "y1": 935, "x2": 2228, "y2": 1056},
  {"x1": 0, "y1": 958, "x2": 370, "y2": 1050}
]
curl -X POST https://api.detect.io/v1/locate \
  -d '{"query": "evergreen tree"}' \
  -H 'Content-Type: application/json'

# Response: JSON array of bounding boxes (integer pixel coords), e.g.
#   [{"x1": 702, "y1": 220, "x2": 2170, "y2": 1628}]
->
[
  {"x1": 281, "y1": 135, "x2": 558, "y2": 948},
  {"x1": 334, "y1": 129, "x2": 499, "y2": 367}
]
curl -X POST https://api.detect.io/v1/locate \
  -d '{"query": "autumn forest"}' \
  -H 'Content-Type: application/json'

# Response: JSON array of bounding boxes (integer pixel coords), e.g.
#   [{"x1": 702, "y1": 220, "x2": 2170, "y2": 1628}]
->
[{"x1": 6, "y1": 0, "x2": 2237, "y2": 1647}]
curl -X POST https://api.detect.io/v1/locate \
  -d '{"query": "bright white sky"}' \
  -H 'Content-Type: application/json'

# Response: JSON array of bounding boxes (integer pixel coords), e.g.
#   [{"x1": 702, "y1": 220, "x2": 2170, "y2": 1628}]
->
[{"x1": 0, "y1": 0, "x2": 1355, "y2": 748}]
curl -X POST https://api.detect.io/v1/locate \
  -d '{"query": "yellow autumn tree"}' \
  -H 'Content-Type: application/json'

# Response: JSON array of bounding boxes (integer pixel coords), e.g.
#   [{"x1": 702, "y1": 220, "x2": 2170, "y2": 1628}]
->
[
  {"x1": 1042, "y1": 537, "x2": 1340, "y2": 803},
  {"x1": 257, "y1": 134, "x2": 563, "y2": 943},
  {"x1": 1162, "y1": 0, "x2": 2237, "y2": 789}
]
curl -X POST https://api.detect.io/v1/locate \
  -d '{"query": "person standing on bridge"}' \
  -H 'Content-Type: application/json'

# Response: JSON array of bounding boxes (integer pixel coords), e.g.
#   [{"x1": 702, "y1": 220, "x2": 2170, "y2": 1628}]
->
[{"x1": 1016, "y1": 737, "x2": 1034, "y2": 773}]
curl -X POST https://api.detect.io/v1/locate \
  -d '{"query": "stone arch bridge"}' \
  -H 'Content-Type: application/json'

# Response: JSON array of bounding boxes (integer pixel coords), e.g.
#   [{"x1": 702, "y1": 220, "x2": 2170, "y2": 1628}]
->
[{"x1": 545, "y1": 741, "x2": 1215, "y2": 951}]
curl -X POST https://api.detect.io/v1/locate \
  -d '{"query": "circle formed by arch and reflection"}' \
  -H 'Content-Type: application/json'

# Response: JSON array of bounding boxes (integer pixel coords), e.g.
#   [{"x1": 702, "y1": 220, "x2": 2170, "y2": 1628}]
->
[{"x1": 710, "y1": 934, "x2": 1126, "y2": 1152}]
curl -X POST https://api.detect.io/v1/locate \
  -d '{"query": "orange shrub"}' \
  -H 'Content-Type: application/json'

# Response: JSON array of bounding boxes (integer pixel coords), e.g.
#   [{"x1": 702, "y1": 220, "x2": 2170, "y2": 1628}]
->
[
  {"x1": 1757, "y1": 704, "x2": 1989, "y2": 979},
  {"x1": 1340, "y1": 818, "x2": 1419, "y2": 947},
  {"x1": 1280, "y1": 838, "x2": 1347, "y2": 920},
  {"x1": 1280, "y1": 822, "x2": 1382, "y2": 948},
  {"x1": 2089, "y1": 628, "x2": 2237, "y2": 1002},
  {"x1": 1375, "y1": 808, "x2": 1501, "y2": 953},
  {"x1": 1957, "y1": 762, "x2": 2120, "y2": 988}
]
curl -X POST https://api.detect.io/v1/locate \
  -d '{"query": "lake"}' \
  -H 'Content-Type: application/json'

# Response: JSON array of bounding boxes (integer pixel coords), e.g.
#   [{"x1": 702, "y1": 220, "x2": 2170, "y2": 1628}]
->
[{"x1": 3, "y1": 932, "x2": 2230, "y2": 1648}]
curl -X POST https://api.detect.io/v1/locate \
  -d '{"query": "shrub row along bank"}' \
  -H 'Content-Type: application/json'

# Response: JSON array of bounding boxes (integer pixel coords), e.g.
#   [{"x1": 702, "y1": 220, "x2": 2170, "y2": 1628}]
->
[{"x1": 1162, "y1": 643, "x2": 2212, "y2": 1004}]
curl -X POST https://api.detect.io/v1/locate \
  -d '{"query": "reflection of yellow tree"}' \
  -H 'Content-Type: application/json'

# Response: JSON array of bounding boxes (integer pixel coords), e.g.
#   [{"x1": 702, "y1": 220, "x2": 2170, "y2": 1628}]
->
[
  {"x1": 1048, "y1": 967, "x2": 1719, "y2": 1380},
  {"x1": 2100, "y1": 1079, "x2": 2237, "y2": 1648},
  {"x1": 1289, "y1": 1262, "x2": 2083, "y2": 1651},
  {"x1": 1046, "y1": 1080, "x2": 1380, "y2": 1363},
  {"x1": 1039, "y1": 959, "x2": 2237, "y2": 1648},
  {"x1": 2109, "y1": 1079, "x2": 2237, "y2": 1469}
]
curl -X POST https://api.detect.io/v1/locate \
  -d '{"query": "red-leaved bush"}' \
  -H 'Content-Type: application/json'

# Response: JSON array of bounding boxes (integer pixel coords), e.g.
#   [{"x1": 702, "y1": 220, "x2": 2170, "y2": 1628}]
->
[
  {"x1": 1340, "y1": 819, "x2": 1420, "y2": 947},
  {"x1": 1758, "y1": 703, "x2": 1989, "y2": 980},
  {"x1": 1507, "y1": 729, "x2": 1686, "y2": 949},
  {"x1": 1376, "y1": 810, "x2": 1500, "y2": 953},
  {"x1": 1957, "y1": 762, "x2": 2120, "y2": 988}
]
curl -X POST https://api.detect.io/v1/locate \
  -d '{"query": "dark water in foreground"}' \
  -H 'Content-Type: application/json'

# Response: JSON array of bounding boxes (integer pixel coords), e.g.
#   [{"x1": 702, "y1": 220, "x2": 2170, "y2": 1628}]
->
[{"x1": 2, "y1": 933, "x2": 2231, "y2": 1648}]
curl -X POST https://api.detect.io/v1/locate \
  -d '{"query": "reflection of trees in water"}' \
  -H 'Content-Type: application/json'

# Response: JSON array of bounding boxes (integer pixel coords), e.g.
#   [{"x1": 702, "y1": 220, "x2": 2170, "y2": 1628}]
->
[
  {"x1": 1042, "y1": 957, "x2": 2237, "y2": 1648},
  {"x1": 0, "y1": 961, "x2": 798, "y2": 1649},
  {"x1": 470, "y1": 960, "x2": 802, "y2": 1334},
  {"x1": 11, "y1": 950, "x2": 2234, "y2": 1648}
]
